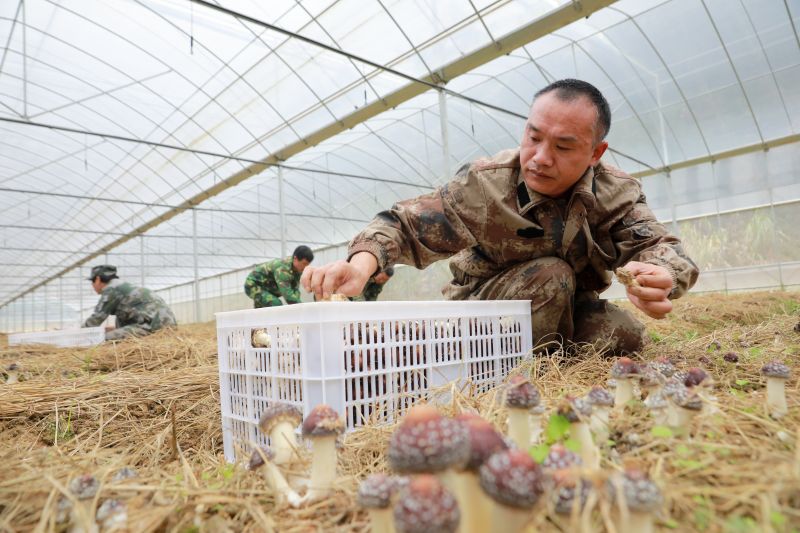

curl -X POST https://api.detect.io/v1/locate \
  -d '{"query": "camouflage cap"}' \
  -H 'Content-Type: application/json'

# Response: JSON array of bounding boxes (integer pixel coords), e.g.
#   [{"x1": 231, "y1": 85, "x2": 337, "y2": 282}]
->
[{"x1": 88, "y1": 265, "x2": 117, "y2": 281}]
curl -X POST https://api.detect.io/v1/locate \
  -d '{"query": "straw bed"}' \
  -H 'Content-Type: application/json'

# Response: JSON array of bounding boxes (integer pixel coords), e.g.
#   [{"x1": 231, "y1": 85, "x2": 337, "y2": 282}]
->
[{"x1": 1, "y1": 291, "x2": 799, "y2": 532}]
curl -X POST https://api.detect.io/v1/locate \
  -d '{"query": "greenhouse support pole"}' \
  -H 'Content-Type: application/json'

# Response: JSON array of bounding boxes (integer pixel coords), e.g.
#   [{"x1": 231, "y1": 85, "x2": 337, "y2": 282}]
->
[
  {"x1": 193, "y1": 208, "x2": 200, "y2": 323},
  {"x1": 278, "y1": 166, "x2": 286, "y2": 258},
  {"x1": 59, "y1": 277, "x2": 63, "y2": 329},
  {"x1": 438, "y1": 88, "x2": 451, "y2": 180},
  {"x1": 79, "y1": 267, "x2": 84, "y2": 326},
  {"x1": 140, "y1": 236, "x2": 145, "y2": 288}
]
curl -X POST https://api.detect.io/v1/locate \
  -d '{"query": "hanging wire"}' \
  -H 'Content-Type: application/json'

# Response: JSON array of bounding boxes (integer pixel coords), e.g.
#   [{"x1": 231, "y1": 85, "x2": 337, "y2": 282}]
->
[{"x1": 189, "y1": 0, "x2": 195, "y2": 54}]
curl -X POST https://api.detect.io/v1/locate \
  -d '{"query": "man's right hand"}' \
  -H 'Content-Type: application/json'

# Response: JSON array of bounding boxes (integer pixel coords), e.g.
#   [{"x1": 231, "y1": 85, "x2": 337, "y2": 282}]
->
[{"x1": 301, "y1": 252, "x2": 377, "y2": 301}]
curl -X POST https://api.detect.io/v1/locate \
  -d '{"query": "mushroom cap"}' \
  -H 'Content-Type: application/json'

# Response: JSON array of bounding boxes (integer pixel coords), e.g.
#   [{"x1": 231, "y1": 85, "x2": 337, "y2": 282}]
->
[
  {"x1": 610, "y1": 357, "x2": 640, "y2": 379},
  {"x1": 644, "y1": 391, "x2": 668, "y2": 410},
  {"x1": 357, "y1": 474, "x2": 406, "y2": 509},
  {"x1": 557, "y1": 396, "x2": 592, "y2": 423},
  {"x1": 671, "y1": 386, "x2": 703, "y2": 411},
  {"x1": 648, "y1": 357, "x2": 676, "y2": 377},
  {"x1": 607, "y1": 468, "x2": 662, "y2": 513},
  {"x1": 550, "y1": 469, "x2": 591, "y2": 515},
  {"x1": 112, "y1": 467, "x2": 137, "y2": 482},
  {"x1": 662, "y1": 377, "x2": 685, "y2": 399},
  {"x1": 6, "y1": 363, "x2": 19, "y2": 372},
  {"x1": 586, "y1": 386, "x2": 614, "y2": 407},
  {"x1": 247, "y1": 446, "x2": 275, "y2": 470},
  {"x1": 96, "y1": 499, "x2": 126, "y2": 522},
  {"x1": 505, "y1": 375, "x2": 541, "y2": 409},
  {"x1": 69, "y1": 474, "x2": 99, "y2": 500},
  {"x1": 388, "y1": 405, "x2": 469, "y2": 474},
  {"x1": 639, "y1": 366, "x2": 666, "y2": 388},
  {"x1": 302, "y1": 404, "x2": 344, "y2": 437},
  {"x1": 393, "y1": 475, "x2": 459, "y2": 533},
  {"x1": 455, "y1": 413, "x2": 508, "y2": 471},
  {"x1": 258, "y1": 403, "x2": 303, "y2": 433},
  {"x1": 723, "y1": 352, "x2": 739, "y2": 363},
  {"x1": 684, "y1": 367, "x2": 710, "y2": 387},
  {"x1": 542, "y1": 444, "x2": 582, "y2": 471},
  {"x1": 479, "y1": 449, "x2": 545, "y2": 509},
  {"x1": 761, "y1": 360, "x2": 790, "y2": 379}
]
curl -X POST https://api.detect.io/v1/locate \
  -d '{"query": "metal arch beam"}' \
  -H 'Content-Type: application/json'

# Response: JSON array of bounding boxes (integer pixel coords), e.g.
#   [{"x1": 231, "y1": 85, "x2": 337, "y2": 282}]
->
[{"x1": 0, "y1": 0, "x2": 615, "y2": 309}]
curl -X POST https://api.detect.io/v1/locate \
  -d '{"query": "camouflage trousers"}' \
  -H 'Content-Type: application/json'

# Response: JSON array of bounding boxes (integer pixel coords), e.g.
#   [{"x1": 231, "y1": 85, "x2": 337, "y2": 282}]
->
[
  {"x1": 450, "y1": 257, "x2": 647, "y2": 355},
  {"x1": 245, "y1": 287, "x2": 284, "y2": 309}
]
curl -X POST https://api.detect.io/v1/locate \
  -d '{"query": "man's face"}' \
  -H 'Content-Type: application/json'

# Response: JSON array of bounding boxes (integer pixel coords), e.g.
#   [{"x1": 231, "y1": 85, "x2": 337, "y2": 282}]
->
[
  {"x1": 293, "y1": 257, "x2": 311, "y2": 273},
  {"x1": 519, "y1": 91, "x2": 608, "y2": 198},
  {"x1": 91, "y1": 277, "x2": 104, "y2": 294},
  {"x1": 373, "y1": 272, "x2": 390, "y2": 284}
]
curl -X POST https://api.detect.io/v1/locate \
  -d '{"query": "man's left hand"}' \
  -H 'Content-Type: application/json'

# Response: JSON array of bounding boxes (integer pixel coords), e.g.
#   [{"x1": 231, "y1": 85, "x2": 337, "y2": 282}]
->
[{"x1": 622, "y1": 261, "x2": 673, "y2": 319}]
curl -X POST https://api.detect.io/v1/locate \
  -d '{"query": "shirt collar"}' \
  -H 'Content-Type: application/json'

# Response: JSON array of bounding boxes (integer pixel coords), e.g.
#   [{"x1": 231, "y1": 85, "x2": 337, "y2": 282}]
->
[{"x1": 516, "y1": 165, "x2": 597, "y2": 215}]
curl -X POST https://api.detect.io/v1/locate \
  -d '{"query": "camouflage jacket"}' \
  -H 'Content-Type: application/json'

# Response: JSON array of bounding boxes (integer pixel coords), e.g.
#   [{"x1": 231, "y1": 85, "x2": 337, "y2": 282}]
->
[
  {"x1": 245, "y1": 257, "x2": 301, "y2": 304},
  {"x1": 351, "y1": 279, "x2": 385, "y2": 302},
  {"x1": 348, "y1": 149, "x2": 698, "y2": 299},
  {"x1": 84, "y1": 279, "x2": 177, "y2": 330}
]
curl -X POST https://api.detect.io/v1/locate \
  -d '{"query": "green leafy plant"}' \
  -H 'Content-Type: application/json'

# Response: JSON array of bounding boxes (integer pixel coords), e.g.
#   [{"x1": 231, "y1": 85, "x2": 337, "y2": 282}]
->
[{"x1": 530, "y1": 413, "x2": 576, "y2": 463}]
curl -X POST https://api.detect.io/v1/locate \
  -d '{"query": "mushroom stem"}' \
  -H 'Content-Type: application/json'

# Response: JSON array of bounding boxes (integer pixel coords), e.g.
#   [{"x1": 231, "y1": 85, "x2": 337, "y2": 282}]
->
[
  {"x1": 68, "y1": 502, "x2": 98, "y2": 533},
  {"x1": 766, "y1": 378, "x2": 788, "y2": 417},
  {"x1": 264, "y1": 462, "x2": 302, "y2": 507},
  {"x1": 366, "y1": 507, "x2": 395, "y2": 533},
  {"x1": 457, "y1": 472, "x2": 492, "y2": 533},
  {"x1": 307, "y1": 434, "x2": 337, "y2": 500},
  {"x1": 530, "y1": 411, "x2": 544, "y2": 445},
  {"x1": 589, "y1": 407, "x2": 610, "y2": 443},
  {"x1": 614, "y1": 379, "x2": 634, "y2": 408},
  {"x1": 626, "y1": 511, "x2": 655, "y2": 533},
  {"x1": 6, "y1": 371, "x2": 18, "y2": 384},
  {"x1": 491, "y1": 504, "x2": 531, "y2": 533},
  {"x1": 269, "y1": 421, "x2": 299, "y2": 465},
  {"x1": 572, "y1": 422, "x2": 600, "y2": 470},
  {"x1": 507, "y1": 408, "x2": 531, "y2": 450},
  {"x1": 668, "y1": 406, "x2": 697, "y2": 433}
]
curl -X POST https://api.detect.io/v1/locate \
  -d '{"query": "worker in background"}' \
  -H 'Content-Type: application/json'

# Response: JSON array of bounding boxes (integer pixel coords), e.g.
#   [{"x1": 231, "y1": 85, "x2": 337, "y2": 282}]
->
[
  {"x1": 244, "y1": 245, "x2": 314, "y2": 308},
  {"x1": 352, "y1": 265, "x2": 394, "y2": 301},
  {"x1": 302, "y1": 79, "x2": 698, "y2": 356},
  {"x1": 84, "y1": 265, "x2": 177, "y2": 341}
]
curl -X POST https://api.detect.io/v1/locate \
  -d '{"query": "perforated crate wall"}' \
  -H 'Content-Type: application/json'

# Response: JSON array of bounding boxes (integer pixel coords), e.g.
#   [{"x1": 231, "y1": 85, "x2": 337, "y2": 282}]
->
[
  {"x1": 8, "y1": 326, "x2": 106, "y2": 348},
  {"x1": 216, "y1": 300, "x2": 531, "y2": 463}
]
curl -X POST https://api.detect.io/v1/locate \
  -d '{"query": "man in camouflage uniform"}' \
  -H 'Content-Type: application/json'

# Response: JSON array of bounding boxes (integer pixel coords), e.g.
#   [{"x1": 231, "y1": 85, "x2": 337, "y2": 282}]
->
[
  {"x1": 302, "y1": 79, "x2": 698, "y2": 355},
  {"x1": 351, "y1": 266, "x2": 394, "y2": 301},
  {"x1": 244, "y1": 245, "x2": 314, "y2": 308},
  {"x1": 84, "y1": 265, "x2": 177, "y2": 341}
]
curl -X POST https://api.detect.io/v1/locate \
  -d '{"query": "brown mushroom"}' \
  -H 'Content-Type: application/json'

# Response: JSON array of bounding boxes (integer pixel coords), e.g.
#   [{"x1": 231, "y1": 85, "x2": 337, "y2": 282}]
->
[
  {"x1": 504, "y1": 375, "x2": 541, "y2": 450},
  {"x1": 258, "y1": 403, "x2": 303, "y2": 466},
  {"x1": 558, "y1": 397, "x2": 599, "y2": 470},
  {"x1": 302, "y1": 404, "x2": 345, "y2": 500},
  {"x1": 610, "y1": 357, "x2": 640, "y2": 408},
  {"x1": 68, "y1": 474, "x2": 99, "y2": 533},
  {"x1": 761, "y1": 361, "x2": 791, "y2": 418},
  {"x1": 586, "y1": 386, "x2": 614, "y2": 443},
  {"x1": 5, "y1": 363, "x2": 19, "y2": 384},
  {"x1": 358, "y1": 474, "x2": 406, "y2": 533},
  {"x1": 248, "y1": 445, "x2": 302, "y2": 507},
  {"x1": 393, "y1": 475, "x2": 459, "y2": 533},
  {"x1": 479, "y1": 449, "x2": 545, "y2": 532},
  {"x1": 607, "y1": 466, "x2": 662, "y2": 533}
]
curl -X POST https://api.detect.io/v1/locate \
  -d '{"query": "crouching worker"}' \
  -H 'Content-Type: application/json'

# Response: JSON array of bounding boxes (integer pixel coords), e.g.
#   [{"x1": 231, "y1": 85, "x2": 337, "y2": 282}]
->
[
  {"x1": 84, "y1": 265, "x2": 177, "y2": 341},
  {"x1": 244, "y1": 245, "x2": 314, "y2": 308}
]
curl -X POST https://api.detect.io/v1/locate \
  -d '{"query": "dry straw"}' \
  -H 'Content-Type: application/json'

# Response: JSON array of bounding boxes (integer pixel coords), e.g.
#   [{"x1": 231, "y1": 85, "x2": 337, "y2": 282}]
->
[{"x1": 1, "y1": 291, "x2": 799, "y2": 531}]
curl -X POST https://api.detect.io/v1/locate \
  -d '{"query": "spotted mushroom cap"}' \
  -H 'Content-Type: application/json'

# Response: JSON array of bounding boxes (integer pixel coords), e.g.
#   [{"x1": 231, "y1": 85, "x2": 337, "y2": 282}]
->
[
  {"x1": 610, "y1": 357, "x2": 640, "y2": 379},
  {"x1": 761, "y1": 361, "x2": 791, "y2": 379},
  {"x1": 393, "y1": 475, "x2": 459, "y2": 533},
  {"x1": 550, "y1": 469, "x2": 591, "y2": 515},
  {"x1": 671, "y1": 370, "x2": 689, "y2": 385},
  {"x1": 671, "y1": 386, "x2": 703, "y2": 411},
  {"x1": 479, "y1": 449, "x2": 545, "y2": 509},
  {"x1": 639, "y1": 366, "x2": 666, "y2": 389},
  {"x1": 542, "y1": 443, "x2": 582, "y2": 471},
  {"x1": 557, "y1": 396, "x2": 592, "y2": 423},
  {"x1": 662, "y1": 377, "x2": 685, "y2": 400},
  {"x1": 388, "y1": 405, "x2": 469, "y2": 474},
  {"x1": 684, "y1": 367, "x2": 710, "y2": 387},
  {"x1": 586, "y1": 386, "x2": 614, "y2": 407},
  {"x1": 649, "y1": 357, "x2": 676, "y2": 378},
  {"x1": 505, "y1": 375, "x2": 541, "y2": 409},
  {"x1": 302, "y1": 404, "x2": 344, "y2": 437},
  {"x1": 454, "y1": 412, "x2": 508, "y2": 471},
  {"x1": 357, "y1": 473, "x2": 406, "y2": 509},
  {"x1": 6, "y1": 363, "x2": 19, "y2": 372},
  {"x1": 96, "y1": 499, "x2": 127, "y2": 523},
  {"x1": 69, "y1": 474, "x2": 99, "y2": 500},
  {"x1": 247, "y1": 446, "x2": 275, "y2": 470},
  {"x1": 258, "y1": 403, "x2": 303, "y2": 433},
  {"x1": 112, "y1": 467, "x2": 138, "y2": 482},
  {"x1": 607, "y1": 467, "x2": 663, "y2": 513},
  {"x1": 644, "y1": 391, "x2": 668, "y2": 410}
]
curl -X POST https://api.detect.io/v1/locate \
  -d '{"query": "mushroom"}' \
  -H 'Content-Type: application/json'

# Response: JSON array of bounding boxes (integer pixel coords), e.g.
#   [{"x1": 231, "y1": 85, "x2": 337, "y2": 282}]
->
[
  {"x1": 5, "y1": 363, "x2": 19, "y2": 384},
  {"x1": 454, "y1": 412, "x2": 508, "y2": 533},
  {"x1": 258, "y1": 403, "x2": 303, "y2": 466},
  {"x1": 586, "y1": 386, "x2": 614, "y2": 443},
  {"x1": 541, "y1": 443, "x2": 582, "y2": 472},
  {"x1": 358, "y1": 474, "x2": 406, "y2": 533},
  {"x1": 643, "y1": 391, "x2": 669, "y2": 426},
  {"x1": 479, "y1": 449, "x2": 545, "y2": 532},
  {"x1": 302, "y1": 404, "x2": 345, "y2": 500},
  {"x1": 111, "y1": 467, "x2": 137, "y2": 482},
  {"x1": 549, "y1": 468, "x2": 593, "y2": 532},
  {"x1": 504, "y1": 375, "x2": 541, "y2": 450},
  {"x1": 649, "y1": 357, "x2": 675, "y2": 378},
  {"x1": 248, "y1": 445, "x2": 302, "y2": 507},
  {"x1": 67, "y1": 474, "x2": 99, "y2": 533},
  {"x1": 666, "y1": 385, "x2": 703, "y2": 433},
  {"x1": 638, "y1": 366, "x2": 666, "y2": 399},
  {"x1": 610, "y1": 357, "x2": 640, "y2": 409},
  {"x1": 558, "y1": 397, "x2": 600, "y2": 470},
  {"x1": 393, "y1": 474, "x2": 460, "y2": 533},
  {"x1": 684, "y1": 367, "x2": 711, "y2": 388},
  {"x1": 96, "y1": 499, "x2": 127, "y2": 531},
  {"x1": 252, "y1": 328, "x2": 271, "y2": 348},
  {"x1": 607, "y1": 466, "x2": 662, "y2": 533},
  {"x1": 761, "y1": 361, "x2": 791, "y2": 418}
]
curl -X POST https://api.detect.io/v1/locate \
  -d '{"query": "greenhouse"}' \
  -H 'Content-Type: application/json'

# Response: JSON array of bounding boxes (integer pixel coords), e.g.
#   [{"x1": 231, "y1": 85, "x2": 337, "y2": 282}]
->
[{"x1": 1, "y1": 0, "x2": 799, "y2": 531}]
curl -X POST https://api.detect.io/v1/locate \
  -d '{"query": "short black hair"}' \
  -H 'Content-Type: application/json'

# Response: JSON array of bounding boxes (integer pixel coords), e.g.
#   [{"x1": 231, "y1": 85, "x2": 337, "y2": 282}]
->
[
  {"x1": 534, "y1": 79, "x2": 611, "y2": 143},
  {"x1": 384, "y1": 266, "x2": 395, "y2": 277},
  {"x1": 98, "y1": 273, "x2": 118, "y2": 283},
  {"x1": 293, "y1": 245, "x2": 314, "y2": 263}
]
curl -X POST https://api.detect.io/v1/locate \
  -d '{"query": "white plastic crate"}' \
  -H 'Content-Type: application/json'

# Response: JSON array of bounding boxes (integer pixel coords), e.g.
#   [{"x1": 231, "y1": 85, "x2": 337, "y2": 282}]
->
[
  {"x1": 216, "y1": 300, "x2": 532, "y2": 463},
  {"x1": 8, "y1": 326, "x2": 106, "y2": 348}
]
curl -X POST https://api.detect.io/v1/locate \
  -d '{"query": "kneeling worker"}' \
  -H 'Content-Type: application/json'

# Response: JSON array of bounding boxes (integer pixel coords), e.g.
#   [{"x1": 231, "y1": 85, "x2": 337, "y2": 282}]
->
[
  {"x1": 244, "y1": 245, "x2": 314, "y2": 308},
  {"x1": 84, "y1": 265, "x2": 177, "y2": 341}
]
